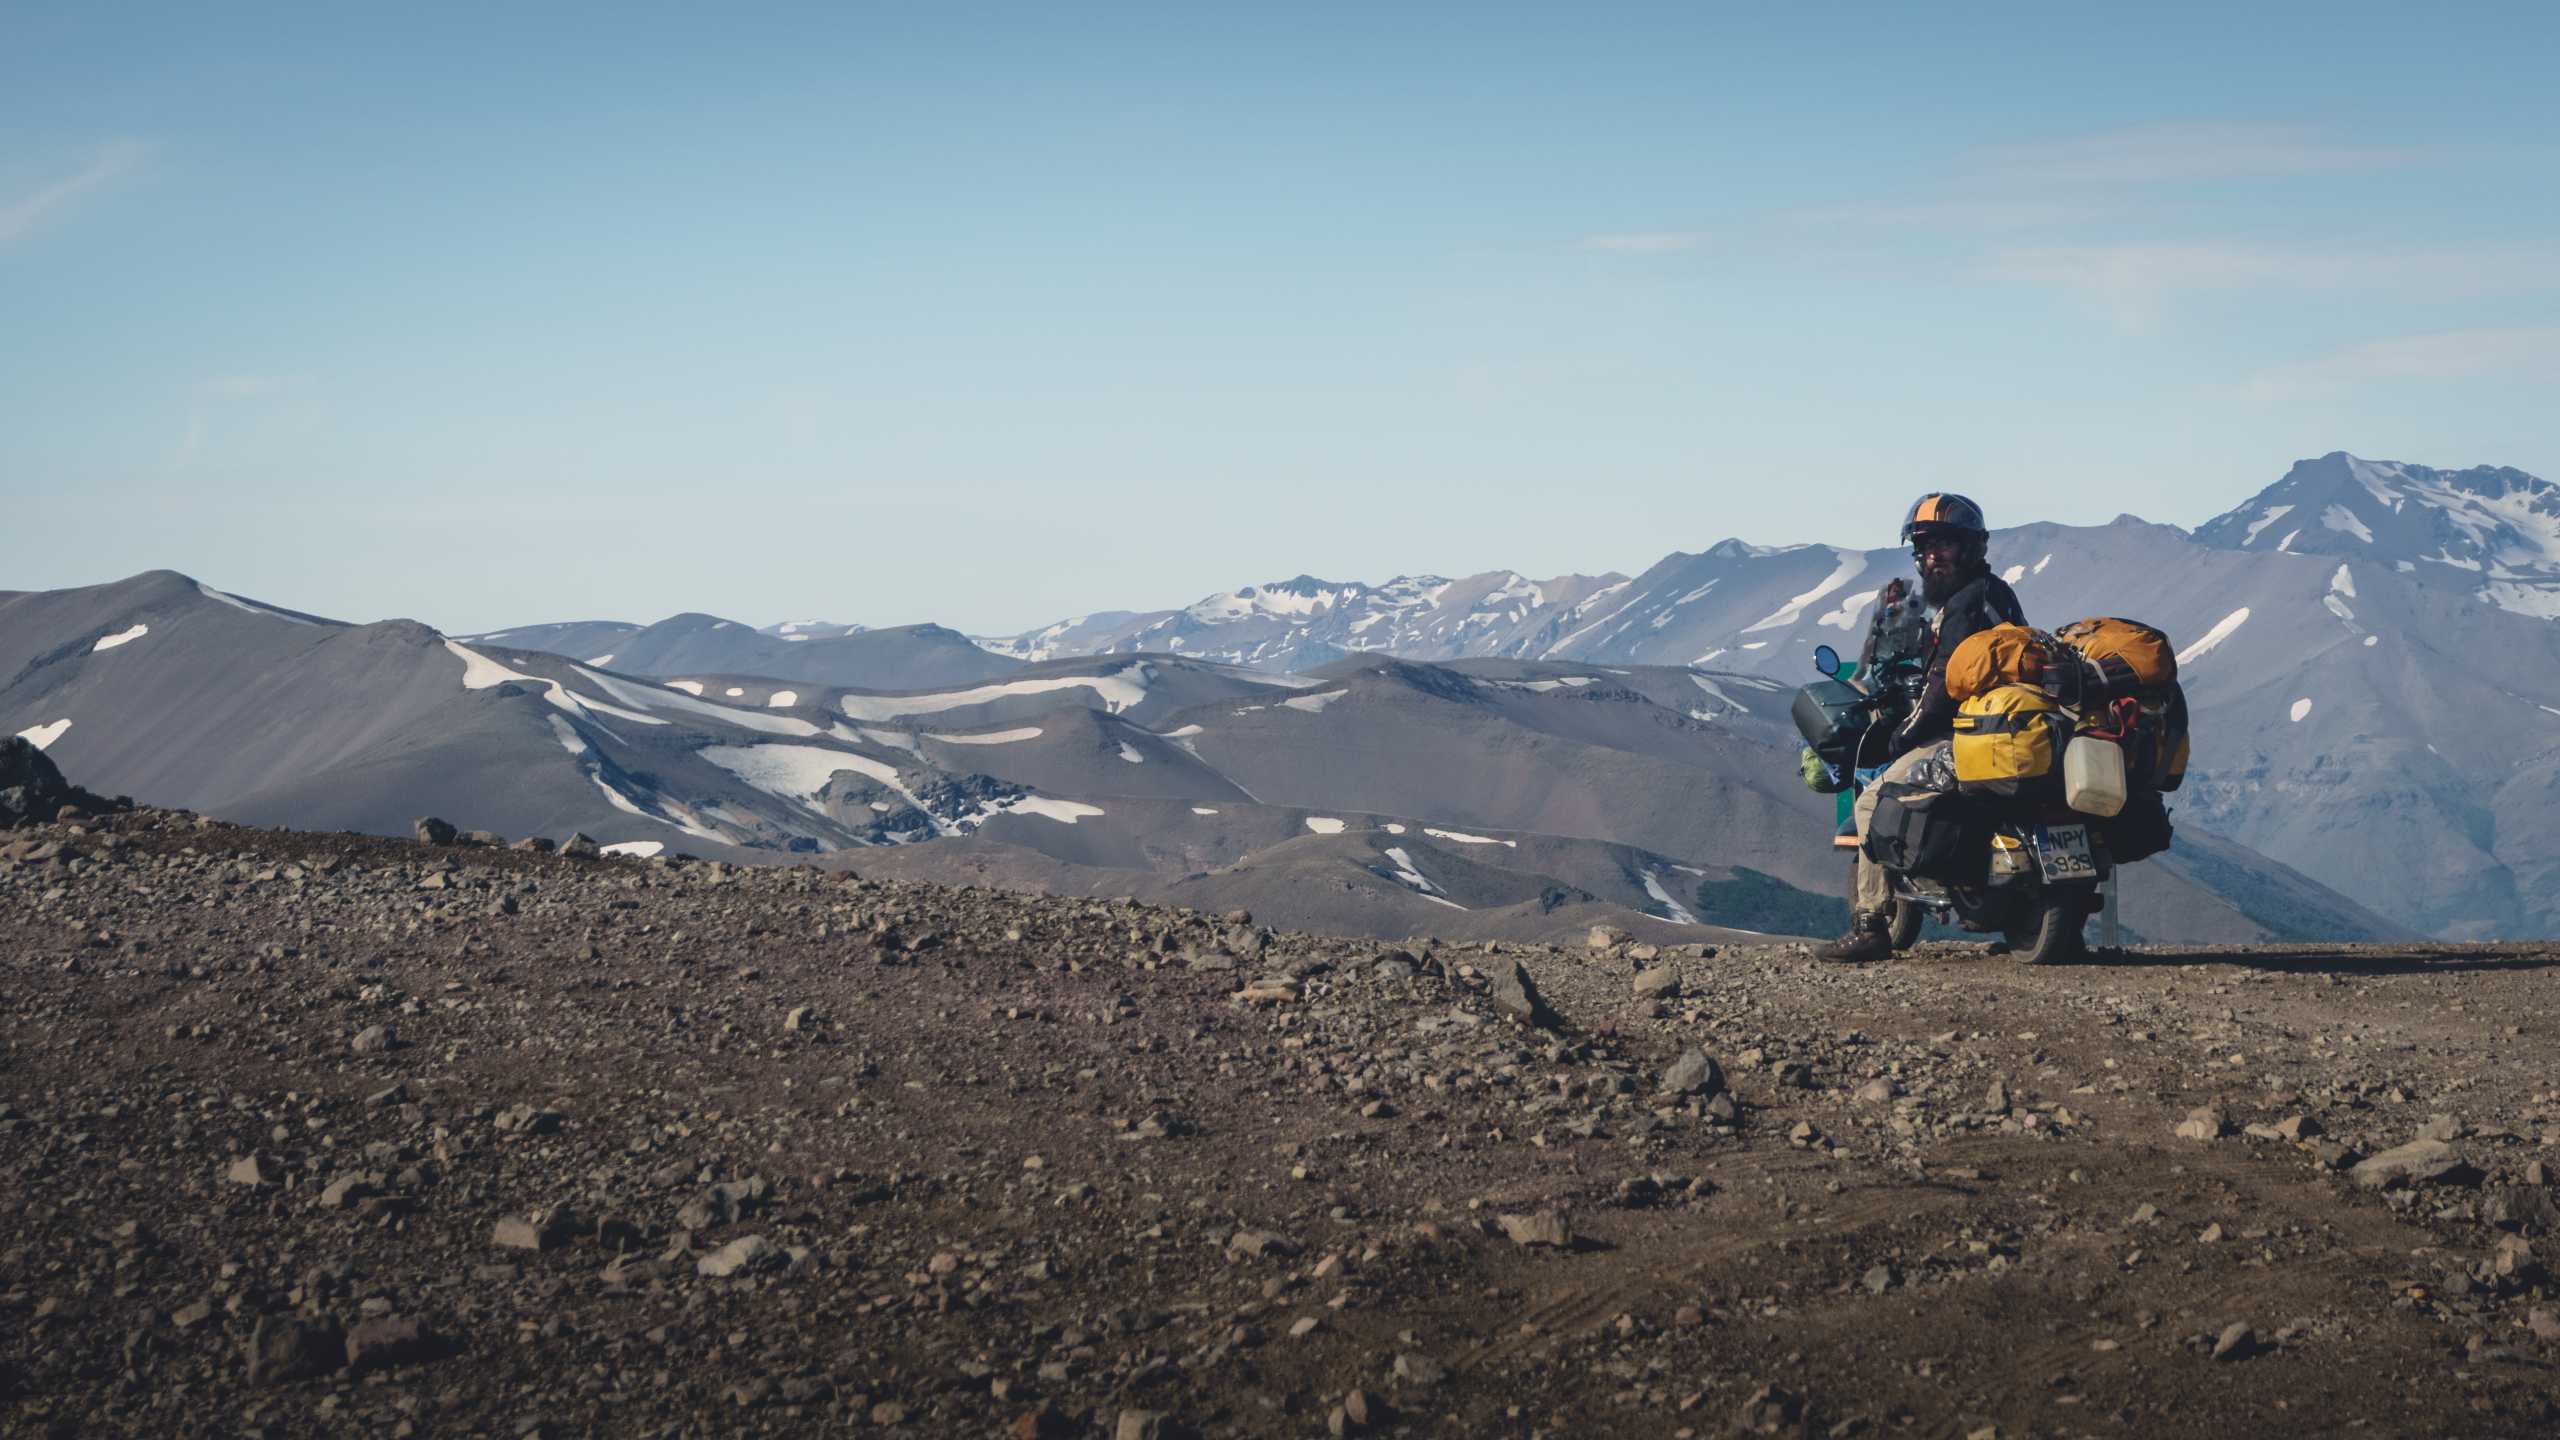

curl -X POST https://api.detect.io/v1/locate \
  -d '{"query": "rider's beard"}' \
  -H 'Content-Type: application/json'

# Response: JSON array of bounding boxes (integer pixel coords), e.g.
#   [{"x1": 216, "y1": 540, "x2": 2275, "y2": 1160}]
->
[{"x1": 1919, "y1": 564, "x2": 1964, "y2": 609}]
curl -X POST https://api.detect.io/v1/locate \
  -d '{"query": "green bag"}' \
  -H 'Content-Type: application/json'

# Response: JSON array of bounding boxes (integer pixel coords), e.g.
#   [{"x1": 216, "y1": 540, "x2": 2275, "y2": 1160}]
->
[{"x1": 1800, "y1": 746, "x2": 1849, "y2": 794}]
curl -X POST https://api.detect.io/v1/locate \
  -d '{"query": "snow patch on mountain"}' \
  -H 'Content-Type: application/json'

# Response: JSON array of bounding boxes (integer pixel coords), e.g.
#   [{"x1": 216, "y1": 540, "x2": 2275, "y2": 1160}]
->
[
  {"x1": 1742, "y1": 550, "x2": 1868, "y2": 634},
  {"x1": 2242, "y1": 505, "x2": 2294, "y2": 545},
  {"x1": 16, "y1": 719, "x2": 70, "y2": 751},
  {"x1": 2322, "y1": 505, "x2": 2373, "y2": 542},
  {"x1": 93, "y1": 625, "x2": 147, "y2": 651},
  {"x1": 1304, "y1": 817, "x2": 1347, "y2": 835},
  {"x1": 699, "y1": 743, "x2": 934, "y2": 829},
  {"x1": 986, "y1": 797, "x2": 1104, "y2": 825},
  {"x1": 1190, "y1": 582, "x2": 1342, "y2": 623},
  {"x1": 198, "y1": 583, "x2": 318, "y2": 625},
  {"x1": 1545, "y1": 581, "x2": 1641, "y2": 652},
  {"x1": 928, "y1": 726, "x2": 1043, "y2": 745},
  {"x1": 546, "y1": 715, "x2": 589, "y2": 757},
  {"x1": 1817, "y1": 590, "x2": 1881, "y2": 630},
  {"x1": 2395, "y1": 465, "x2": 2560, "y2": 569},
  {"x1": 1688, "y1": 674, "x2": 1747, "y2": 713},
  {"x1": 2177, "y1": 608, "x2": 2250, "y2": 666},
  {"x1": 1426, "y1": 828, "x2": 1515, "y2": 848},
  {"x1": 590, "y1": 774, "x2": 725, "y2": 844},
  {"x1": 574, "y1": 668, "x2": 821, "y2": 738},
  {"x1": 2348, "y1": 456, "x2": 2403, "y2": 506},
  {"x1": 2480, "y1": 582, "x2": 2560, "y2": 619},
  {"x1": 1382, "y1": 846, "x2": 1465, "y2": 909},
  {"x1": 837, "y1": 667, "x2": 1151, "y2": 722},
  {"x1": 1642, "y1": 868, "x2": 1699, "y2": 925},
  {"x1": 599, "y1": 840, "x2": 664, "y2": 858},
  {"x1": 764, "y1": 619, "x2": 865, "y2": 640},
  {"x1": 1282, "y1": 689, "x2": 1347, "y2": 713},
  {"x1": 446, "y1": 642, "x2": 526, "y2": 691},
  {"x1": 444, "y1": 642, "x2": 668, "y2": 728}
]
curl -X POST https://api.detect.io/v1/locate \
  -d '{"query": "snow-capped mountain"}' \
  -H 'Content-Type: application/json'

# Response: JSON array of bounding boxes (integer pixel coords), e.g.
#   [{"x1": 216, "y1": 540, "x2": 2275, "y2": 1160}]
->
[
  {"x1": 966, "y1": 454, "x2": 2560, "y2": 939},
  {"x1": 759, "y1": 618, "x2": 866, "y2": 641},
  {"x1": 988, "y1": 456, "x2": 2560, "y2": 688},
  {"x1": 975, "y1": 542, "x2": 1926, "y2": 678},
  {"x1": 2194, "y1": 452, "x2": 2560, "y2": 620},
  {"x1": 973, "y1": 570, "x2": 1632, "y2": 671},
  {"x1": 458, "y1": 613, "x2": 1016, "y2": 690}
]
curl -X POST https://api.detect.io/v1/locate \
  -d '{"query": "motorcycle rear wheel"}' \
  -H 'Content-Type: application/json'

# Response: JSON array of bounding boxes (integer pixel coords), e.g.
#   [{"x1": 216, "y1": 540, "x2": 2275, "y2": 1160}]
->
[{"x1": 2005, "y1": 892, "x2": 2087, "y2": 966}]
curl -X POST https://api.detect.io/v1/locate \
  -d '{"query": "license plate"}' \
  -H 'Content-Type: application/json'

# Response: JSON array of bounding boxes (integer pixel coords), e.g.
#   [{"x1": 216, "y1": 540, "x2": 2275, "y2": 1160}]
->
[{"x1": 2031, "y1": 824, "x2": 2097, "y2": 881}]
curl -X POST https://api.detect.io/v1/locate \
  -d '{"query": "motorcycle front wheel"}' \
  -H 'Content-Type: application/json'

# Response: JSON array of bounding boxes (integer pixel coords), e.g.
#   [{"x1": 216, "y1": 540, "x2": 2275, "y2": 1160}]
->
[{"x1": 1888, "y1": 899, "x2": 1925, "y2": 951}]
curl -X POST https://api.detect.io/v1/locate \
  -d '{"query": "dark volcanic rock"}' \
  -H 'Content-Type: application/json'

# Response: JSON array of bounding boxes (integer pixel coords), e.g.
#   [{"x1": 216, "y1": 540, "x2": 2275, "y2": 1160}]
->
[
  {"x1": 245, "y1": 1316, "x2": 345, "y2": 1386},
  {"x1": 345, "y1": 1315, "x2": 441, "y2": 1373},
  {"x1": 1658, "y1": 1048, "x2": 1724, "y2": 1098},
  {"x1": 0, "y1": 737, "x2": 122, "y2": 828},
  {"x1": 1488, "y1": 958, "x2": 1563, "y2": 1031}
]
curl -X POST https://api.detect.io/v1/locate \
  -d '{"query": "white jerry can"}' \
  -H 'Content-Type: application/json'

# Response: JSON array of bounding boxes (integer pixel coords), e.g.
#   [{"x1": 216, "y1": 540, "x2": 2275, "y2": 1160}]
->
[{"x1": 2062, "y1": 734, "x2": 2128, "y2": 818}]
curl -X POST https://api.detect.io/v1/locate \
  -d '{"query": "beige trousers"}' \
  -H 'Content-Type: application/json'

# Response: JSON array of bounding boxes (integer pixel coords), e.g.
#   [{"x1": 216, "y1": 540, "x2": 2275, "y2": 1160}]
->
[{"x1": 1851, "y1": 741, "x2": 1952, "y2": 917}]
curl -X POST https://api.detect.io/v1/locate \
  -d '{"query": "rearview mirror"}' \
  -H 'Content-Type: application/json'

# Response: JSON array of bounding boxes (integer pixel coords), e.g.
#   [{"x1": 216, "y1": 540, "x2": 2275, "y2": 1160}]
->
[{"x1": 1812, "y1": 644, "x2": 1842, "y2": 678}]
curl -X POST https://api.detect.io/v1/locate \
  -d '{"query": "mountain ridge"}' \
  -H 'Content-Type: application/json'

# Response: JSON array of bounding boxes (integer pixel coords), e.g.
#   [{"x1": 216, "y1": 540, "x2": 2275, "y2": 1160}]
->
[
  {"x1": 0, "y1": 566, "x2": 2403, "y2": 946},
  {"x1": 8, "y1": 451, "x2": 2549, "y2": 940}
]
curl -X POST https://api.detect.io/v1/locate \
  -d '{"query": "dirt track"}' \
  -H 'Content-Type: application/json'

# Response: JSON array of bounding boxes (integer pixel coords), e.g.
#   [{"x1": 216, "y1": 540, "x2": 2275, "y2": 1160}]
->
[{"x1": 3, "y1": 809, "x2": 2556, "y2": 1438}]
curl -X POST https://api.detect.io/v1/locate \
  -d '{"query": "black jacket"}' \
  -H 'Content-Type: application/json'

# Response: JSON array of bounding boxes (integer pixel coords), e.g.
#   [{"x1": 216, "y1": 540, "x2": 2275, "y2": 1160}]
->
[{"x1": 1896, "y1": 570, "x2": 2025, "y2": 752}]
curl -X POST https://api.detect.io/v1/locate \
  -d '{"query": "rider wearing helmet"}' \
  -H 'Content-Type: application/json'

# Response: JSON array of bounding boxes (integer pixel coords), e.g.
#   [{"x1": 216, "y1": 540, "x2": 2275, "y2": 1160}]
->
[{"x1": 1816, "y1": 492, "x2": 2026, "y2": 964}]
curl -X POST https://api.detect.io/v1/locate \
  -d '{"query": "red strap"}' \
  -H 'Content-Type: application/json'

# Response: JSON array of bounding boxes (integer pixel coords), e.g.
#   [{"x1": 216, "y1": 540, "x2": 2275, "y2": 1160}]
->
[{"x1": 2084, "y1": 697, "x2": 2141, "y2": 740}]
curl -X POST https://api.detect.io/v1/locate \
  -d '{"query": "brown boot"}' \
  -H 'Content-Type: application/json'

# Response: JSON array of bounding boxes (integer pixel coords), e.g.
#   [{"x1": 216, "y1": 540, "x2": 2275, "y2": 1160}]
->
[{"x1": 1816, "y1": 912, "x2": 1893, "y2": 964}]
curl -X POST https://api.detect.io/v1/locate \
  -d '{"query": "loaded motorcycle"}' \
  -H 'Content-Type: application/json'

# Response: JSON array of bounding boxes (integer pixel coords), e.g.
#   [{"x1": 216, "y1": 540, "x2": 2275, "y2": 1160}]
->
[{"x1": 1792, "y1": 633, "x2": 2114, "y2": 967}]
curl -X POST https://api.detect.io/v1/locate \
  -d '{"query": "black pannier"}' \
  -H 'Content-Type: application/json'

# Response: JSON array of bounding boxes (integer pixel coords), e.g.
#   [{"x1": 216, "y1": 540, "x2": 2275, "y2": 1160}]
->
[
  {"x1": 1792, "y1": 680, "x2": 1871, "y2": 766},
  {"x1": 2101, "y1": 787, "x2": 2175, "y2": 864},
  {"x1": 1862, "y1": 782, "x2": 1987, "y2": 887}
]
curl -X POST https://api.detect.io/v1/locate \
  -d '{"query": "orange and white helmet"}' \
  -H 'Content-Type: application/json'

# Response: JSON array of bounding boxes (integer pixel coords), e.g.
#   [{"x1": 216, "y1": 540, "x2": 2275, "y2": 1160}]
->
[{"x1": 1900, "y1": 492, "x2": 1987, "y2": 545}]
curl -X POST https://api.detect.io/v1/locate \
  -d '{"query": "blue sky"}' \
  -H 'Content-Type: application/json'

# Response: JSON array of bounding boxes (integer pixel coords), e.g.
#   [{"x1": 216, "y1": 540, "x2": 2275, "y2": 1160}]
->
[{"x1": 5, "y1": 2, "x2": 2556, "y2": 633}]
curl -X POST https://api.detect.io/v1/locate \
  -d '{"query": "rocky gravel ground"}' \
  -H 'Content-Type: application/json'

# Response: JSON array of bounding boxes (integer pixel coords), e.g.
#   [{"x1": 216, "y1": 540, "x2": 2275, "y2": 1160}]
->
[{"x1": 3, "y1": 807, "x2": 2558, "y2": 1438}]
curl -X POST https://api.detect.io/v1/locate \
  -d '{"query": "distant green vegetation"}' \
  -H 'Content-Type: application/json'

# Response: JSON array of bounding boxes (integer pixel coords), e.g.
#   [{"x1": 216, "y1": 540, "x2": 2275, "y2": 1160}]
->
[
  {"x1": 1691, "y1": 867, "x2": 1850, "y2": 936},
  {"x1": 1690, "y1": 866, "x2": 1978, "y2": 942}
]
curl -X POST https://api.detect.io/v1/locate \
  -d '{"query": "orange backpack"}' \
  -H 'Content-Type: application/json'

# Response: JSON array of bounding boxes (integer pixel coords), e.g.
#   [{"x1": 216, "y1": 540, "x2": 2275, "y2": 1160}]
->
[
  {"x1": 2056, "y1": 617, "x2": 2177, "y2": 698},
  {"x1": 1944, "y1": 624, "x2": 2057, "y2": 704}
]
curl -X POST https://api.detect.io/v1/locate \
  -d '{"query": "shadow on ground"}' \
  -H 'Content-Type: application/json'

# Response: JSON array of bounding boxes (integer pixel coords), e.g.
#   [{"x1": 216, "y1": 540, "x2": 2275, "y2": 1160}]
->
[{"x1": 2076, "y1": 946, "x2": 2560, "y2": 977}]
